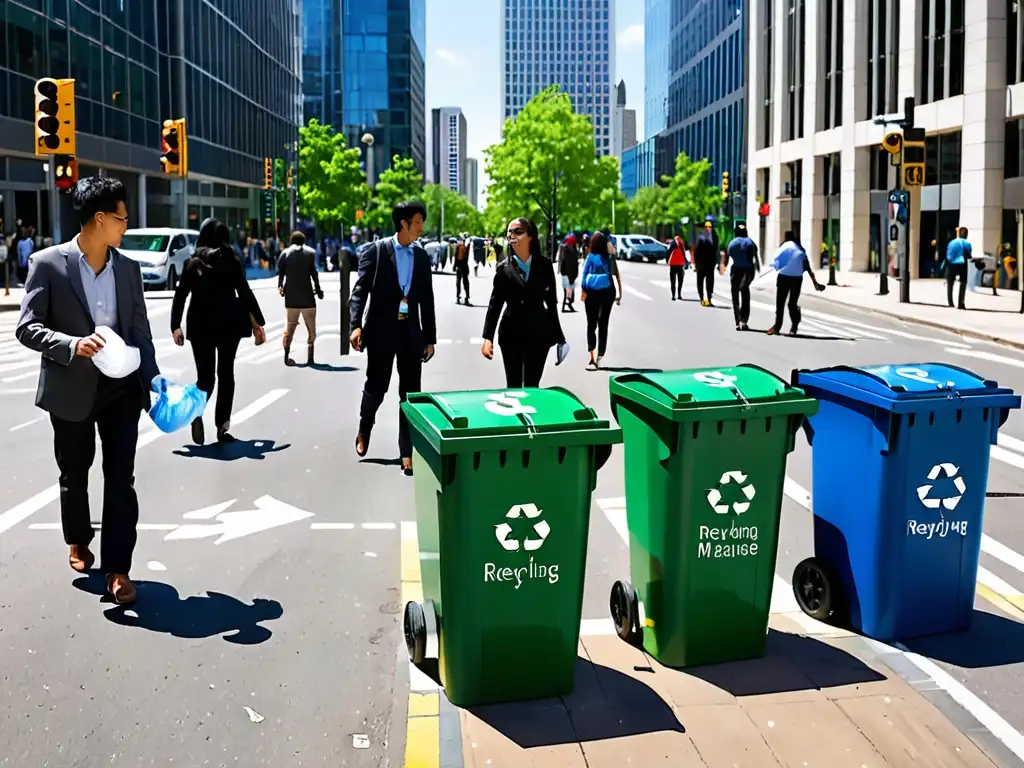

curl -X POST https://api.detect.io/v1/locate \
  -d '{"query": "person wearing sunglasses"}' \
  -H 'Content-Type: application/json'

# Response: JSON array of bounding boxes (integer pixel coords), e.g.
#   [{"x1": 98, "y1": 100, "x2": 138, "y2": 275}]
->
[
  {"x1": 14, "y1": 176, "x2": 161, "y2": 606},
  {"x1": 481, "y1": 217, "x2": 567, "y2": 387}
]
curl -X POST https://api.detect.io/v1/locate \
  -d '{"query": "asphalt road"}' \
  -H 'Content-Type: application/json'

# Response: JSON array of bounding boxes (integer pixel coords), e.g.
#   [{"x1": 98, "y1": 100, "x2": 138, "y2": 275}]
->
[{"x1": 1, "y1": 263, "x2": 1024, "y2": 765}]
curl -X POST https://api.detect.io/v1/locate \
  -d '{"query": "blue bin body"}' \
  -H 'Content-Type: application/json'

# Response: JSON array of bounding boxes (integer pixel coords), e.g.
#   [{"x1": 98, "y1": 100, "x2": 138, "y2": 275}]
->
[{"x1": 794, "y1": 363, "x2": 1020, "y2": 641}]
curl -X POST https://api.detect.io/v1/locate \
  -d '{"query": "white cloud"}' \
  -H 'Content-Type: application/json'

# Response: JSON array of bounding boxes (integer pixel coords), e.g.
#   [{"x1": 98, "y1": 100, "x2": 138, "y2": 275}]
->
[
  {"x1": 618, "y1": 24, "x2": 644, "y2": 50},
  {"x1": 435, "y1": 48, "x2": 468, "y2": 68}
]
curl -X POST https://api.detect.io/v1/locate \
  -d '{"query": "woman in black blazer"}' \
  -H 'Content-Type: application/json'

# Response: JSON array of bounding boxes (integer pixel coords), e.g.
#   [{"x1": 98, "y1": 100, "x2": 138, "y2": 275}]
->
[
  {"x1": 481, "y1": 217, "x2": 566, "y2": 387},
  {"x1": 171, "y1": 219, "x2": 266, "y2": 445}
]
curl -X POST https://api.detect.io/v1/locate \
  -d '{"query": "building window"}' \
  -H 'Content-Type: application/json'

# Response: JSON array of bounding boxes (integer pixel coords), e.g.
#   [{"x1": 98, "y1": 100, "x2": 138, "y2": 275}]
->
[
  {"x1": 785, "y1": 0, "x2": 806, "y2": 141},
  {"x1": 1009, "y1": 0, "x2": 1021, "y2": 84},
  {"x1": 823, "y1": 0, "x2": 844, "y2": 129},
  {"x1": 920, "y1": 0, "x2": 965, "y2": 104},
  {"x1": 924, "y1": 131, "x2": 962, "y2": 186},
  {"x1": 760, "y1": 0, "x2": 775, "y2": 149}
]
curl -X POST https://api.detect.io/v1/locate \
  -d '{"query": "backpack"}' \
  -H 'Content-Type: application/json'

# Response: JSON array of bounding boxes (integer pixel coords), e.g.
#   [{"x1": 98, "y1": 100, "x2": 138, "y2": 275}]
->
[{"x1": 582, "y1": 252, "x2": 612, "y2": 291}]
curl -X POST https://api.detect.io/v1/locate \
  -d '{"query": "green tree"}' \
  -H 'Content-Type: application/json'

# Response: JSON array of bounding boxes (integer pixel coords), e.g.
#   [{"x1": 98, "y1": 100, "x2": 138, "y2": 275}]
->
[
  {"x1": 296, "y1": 119, "x2": 367, "y2": 234},
  {"x1": 422, "y1": 184, "x2": 485, "y2": 238},
  {"x1": 367, "y1": 155, "x2": 424, "y2": 233},
  {"x1": 629, "y1": 184, "x2": 671, "y2": 235},
  {"x1": 485, "y1": 86, "x2": 615, "y2": 255},
  {"x1": 662, "y1": 151, "x2": 721, "y2": 227}
]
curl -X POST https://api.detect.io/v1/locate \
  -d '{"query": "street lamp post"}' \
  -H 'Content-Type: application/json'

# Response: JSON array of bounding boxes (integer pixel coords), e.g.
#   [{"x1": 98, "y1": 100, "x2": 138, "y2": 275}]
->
[{"x1": 361, "y1": 132, "x2": 375, "y2": 191}]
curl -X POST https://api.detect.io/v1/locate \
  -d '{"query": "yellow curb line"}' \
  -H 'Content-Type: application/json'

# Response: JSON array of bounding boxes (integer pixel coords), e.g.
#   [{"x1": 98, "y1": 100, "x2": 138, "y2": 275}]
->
[
  {"x1": 401, "y1": 522, "x2": 440, "y2": 768},
  {"x1": 976, "y1": 582, "x2": 1024, "y2": 622}
]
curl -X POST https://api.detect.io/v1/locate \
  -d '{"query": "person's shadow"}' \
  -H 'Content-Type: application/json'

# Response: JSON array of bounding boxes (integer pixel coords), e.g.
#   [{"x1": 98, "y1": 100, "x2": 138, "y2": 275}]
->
[
  {"x1": 73, "y1": 575, "x2": 282, "y2": 644},
  {"x1": 173, "y1": 439, "x2": 291, "y2": 461}
]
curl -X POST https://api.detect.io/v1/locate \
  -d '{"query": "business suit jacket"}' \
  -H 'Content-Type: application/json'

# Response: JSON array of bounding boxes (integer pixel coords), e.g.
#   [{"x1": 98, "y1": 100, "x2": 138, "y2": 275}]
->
[
  {"x1": 171, "y1": 246, "x2": 265, "y2": 343},
  {"x1": 15, "y1": 238, "x2": 159, "y2": 423},
  {"x1": 350, "y1": 238, "x2": 437, "y2": 351},
  {"x1": 482, "y1": 256, "x2": 565, "y2": 352}
]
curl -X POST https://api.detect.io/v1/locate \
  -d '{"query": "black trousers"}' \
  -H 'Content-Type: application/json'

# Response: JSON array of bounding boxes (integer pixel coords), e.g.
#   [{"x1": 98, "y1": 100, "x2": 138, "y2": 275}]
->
[
  {"x1": 191, "y1": 336, "x2": 241, "y2": 429},
  {"x1": 455, "y1": 268, "x2": 470, "y2": 300},
  {"x1": 695, "y1": 263, "x2": 715, "y2": 301},
  {"x1": 51, "y1": 375, "x2": 142, "y2": 575},
  {"x1": 731, "y1": 267, "x2": 756, "y2": 325},
  {"x1": 501, "y1": 344, "x2": 549, "y2": 388},
  {"x1": 669, "y1": 265, "x2": 685, "y2": 297},
  {"x1": 946, "y1": 262, "x2": 968, "y2": 307},
  {"x1": 585, "y1": 288, "x2": 616, "y2": 356},
  {"x1": 359, "y1": 332, "x2": 422, "y2": 459},
  {"x1": 774, "y1": 274, "x2": 803, "y2": 332}
]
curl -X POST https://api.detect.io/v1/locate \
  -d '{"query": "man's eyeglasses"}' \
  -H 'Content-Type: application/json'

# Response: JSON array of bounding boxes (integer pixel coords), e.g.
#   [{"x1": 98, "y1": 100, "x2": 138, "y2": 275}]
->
[
  {"x1": 104, "y1": 213, "x2": 129, "y2": 225},
  {"x1": 507, "y1": 227, "x2": 526, "y2": 236}
]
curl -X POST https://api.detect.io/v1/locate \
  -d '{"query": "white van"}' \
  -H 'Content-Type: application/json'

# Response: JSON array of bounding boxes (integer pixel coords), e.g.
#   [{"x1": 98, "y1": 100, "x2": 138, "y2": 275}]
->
[{"x1": 119, "y1": 228, "x2": 199, "y2": 290}]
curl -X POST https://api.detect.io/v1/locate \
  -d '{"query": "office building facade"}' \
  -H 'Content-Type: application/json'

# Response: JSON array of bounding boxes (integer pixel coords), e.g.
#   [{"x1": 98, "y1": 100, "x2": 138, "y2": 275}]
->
[
  {"x1": 464, "y1": 157, "x2": 479, "y2": 208},
  {"x1": 302, "y1": 0, "x2": 345, "y2": 130},
  {"x1": 342, "y1": 0, "x2": 426, "y2": 184},
  {"x1": 621, "y1": 144, "x2": 638, "y2": 198},
  {"x1": 612, "y1": 79, "x2": 637, "y2": 158},
  {"x1": 746, "y1": 0, "x2": 1023, "y2": 278},
  {"x1": 501, "y1": 0, "x2": 615, "y2": 156},
  {"x1": 0, "y1": 0, "x2": 302, "y2": 239},
  {"x1": 431, "y1": 107, "x2": 467, "y2": 194}
]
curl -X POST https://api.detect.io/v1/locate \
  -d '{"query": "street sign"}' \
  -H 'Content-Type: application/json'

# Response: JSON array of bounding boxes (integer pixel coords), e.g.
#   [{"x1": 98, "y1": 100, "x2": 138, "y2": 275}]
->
[
  {"x1": 262, "y1": 189, "x2": 275, "y2": 223},
  {"x1": 889, "y1": 225, "x2": 899, "y2": 241},
  {"x1": 888, "y1": 189, "x2": 909, "y2": 206},
  {"x1": 903, "y1": 164, "x2": 924, "y2": 187},
  {"x1": 164, "y1": 496, "x2": 314, "y2": 544}
]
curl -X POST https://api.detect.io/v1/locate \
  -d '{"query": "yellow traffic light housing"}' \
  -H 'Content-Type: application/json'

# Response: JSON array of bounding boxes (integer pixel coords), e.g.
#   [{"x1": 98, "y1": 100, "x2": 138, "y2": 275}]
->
[
  {"x1": 160, "y1": 119, "x2": 187, "y2": 176},
  {"x1": 264, "y1": 158, "x2": 274, "y2": 189},
  {"x1": 722, "y1": 171, "x2": 729, "y2": 198},
  {"x1": 881, "y1": 132, "x2": 903, "y2": 155},
  {"x1": 34, "y1": 78, "x2": 76, "y2": 156},
  {"x1": 54, "y1": 154, "x2": 78, "y2": 194},
  {"x1": 287, "y1": 166, "x2": 294, "y2": 190}
]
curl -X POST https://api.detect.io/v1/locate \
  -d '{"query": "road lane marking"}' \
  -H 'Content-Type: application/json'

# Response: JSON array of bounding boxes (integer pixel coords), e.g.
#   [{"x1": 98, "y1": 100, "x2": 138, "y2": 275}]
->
[
  {"x1": 999, "y1": 434, "x2": 1024, "y2": 455},
  {"x1": 623, "y1": 285, "x2": 652, "y2": 301},
  {"x1": 8, "y1": 416, "x2": 43, "y2": 431},
  {"x1": 362, "y1": 522, "x2": 396, "y2": 530},
  {"x1": 992, "y1": 445, "x2": 1024, "y2": 471},
  {"x1": 310, "y1": 523, "x2": 355, "y2": 530},
  {"x1": 0, "y1": 388, "x2": 289, "y2": 536},
  {"x1": 944, "y1": 347, "x2": 1024, "y2": 370}
]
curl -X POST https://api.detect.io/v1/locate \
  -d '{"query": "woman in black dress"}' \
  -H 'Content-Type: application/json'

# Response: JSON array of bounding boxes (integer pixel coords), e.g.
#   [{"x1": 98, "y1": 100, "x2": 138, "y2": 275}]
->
[
  {"x1": 481, "y1": 217, "x2": 566, "y2": 388},
  {"x1": 171, "y1": 219, "x2": 267, "y2": 444}
]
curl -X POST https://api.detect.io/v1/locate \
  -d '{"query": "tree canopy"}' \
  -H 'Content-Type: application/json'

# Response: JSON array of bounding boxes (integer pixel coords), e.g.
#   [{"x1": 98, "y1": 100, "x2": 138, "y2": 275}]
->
[
  {"x1": 366, "y1": 156, "x2": 424, "y2": 233},
  {"x1": 296, "y1": 119, "x2": 368, "y2": 232},
  {"x1": 662, "y1": 152, "x2": 722, "y2": 226},
  {"x1": 422, "y1": 184, "x2": 484, "y2": 238}
]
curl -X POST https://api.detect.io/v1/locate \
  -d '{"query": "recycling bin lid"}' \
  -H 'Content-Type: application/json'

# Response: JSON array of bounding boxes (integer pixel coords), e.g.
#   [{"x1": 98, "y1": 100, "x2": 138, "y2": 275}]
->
[
  {"x1": 609, "y1": 364, "x2": 818, "y2": 423},
  {"x1": 794, "y1": 363, "x2": 1020, "y2": 413},
  {"x1": 402, "y1": 387, "x2": 622, "y2": 455}
]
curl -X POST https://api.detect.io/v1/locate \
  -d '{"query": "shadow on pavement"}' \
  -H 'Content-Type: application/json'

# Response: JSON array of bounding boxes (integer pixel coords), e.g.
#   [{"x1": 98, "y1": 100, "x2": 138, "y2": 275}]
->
[
  {"x1": 599, "y1": 367, "x2": 664, "y2": 374},
  {"x1": 360, "y1": 457, "x2": 403, "y2": 467},
  {"x1": 301, "y1": 363, "x2": 358, "y2": 372},
  {"x1": 72, "y1": 574, "x2": 282, "y2": 644},
  {"x1": 902, "y1": 609, "x2": 1024, "y2": 668},
  {"x1": 172, "y1": 439, "x2": 291, "y2": 461}
]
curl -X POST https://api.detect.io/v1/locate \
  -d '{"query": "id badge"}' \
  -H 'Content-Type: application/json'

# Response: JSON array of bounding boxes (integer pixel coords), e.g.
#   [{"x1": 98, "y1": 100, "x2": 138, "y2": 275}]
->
[{"x1": 398, "y1": 298, "x2": 409, "y2": 319}]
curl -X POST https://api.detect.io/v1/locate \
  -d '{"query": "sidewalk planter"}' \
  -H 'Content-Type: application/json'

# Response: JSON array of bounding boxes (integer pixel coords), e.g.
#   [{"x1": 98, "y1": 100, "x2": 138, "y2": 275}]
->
[
  {"x1": 608, "y1": 366, "x2": 817, "y2": 668},
  {"x1": 401, "y1": 388, "x2": 621, "y2": 707},
  {"x1": 793, "y1": 364, "x2": 1021, "y2": 641}
]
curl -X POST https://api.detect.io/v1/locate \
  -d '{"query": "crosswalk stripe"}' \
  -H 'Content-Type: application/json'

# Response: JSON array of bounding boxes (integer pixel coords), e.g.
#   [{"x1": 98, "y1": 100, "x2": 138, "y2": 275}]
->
[{"x1": 623, "y1": 285, "x2": 652, "y2": 301}]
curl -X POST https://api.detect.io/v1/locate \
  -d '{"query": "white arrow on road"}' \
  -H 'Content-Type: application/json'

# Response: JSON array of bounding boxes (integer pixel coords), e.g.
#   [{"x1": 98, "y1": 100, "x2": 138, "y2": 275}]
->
[{"x1": 164, "y1": 496, "x2": 315, "y2": 545}]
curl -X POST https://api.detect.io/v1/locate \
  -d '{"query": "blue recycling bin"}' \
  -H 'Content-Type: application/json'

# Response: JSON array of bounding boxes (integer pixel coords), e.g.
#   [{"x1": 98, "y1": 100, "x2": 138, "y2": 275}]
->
[{"x1": 791, "y1": 363, "x2": 1021, "y2": 641}]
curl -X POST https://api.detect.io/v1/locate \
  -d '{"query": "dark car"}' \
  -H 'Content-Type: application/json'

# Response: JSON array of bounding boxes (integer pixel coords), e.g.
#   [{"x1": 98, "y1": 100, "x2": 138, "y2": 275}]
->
[{"x1": 625, "y1": 236, "x2": 669, "y2": 263}]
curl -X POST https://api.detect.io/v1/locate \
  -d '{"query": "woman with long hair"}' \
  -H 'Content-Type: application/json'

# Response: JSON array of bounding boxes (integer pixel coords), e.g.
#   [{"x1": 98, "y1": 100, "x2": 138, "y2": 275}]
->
[
  {"x1": 481, "y1": 217, "x2": 566, "y2": 387},
  {"x1": 580, "y1": 231, "x2": 622, "y2": 370},
  {"x1": 171, "y1": 219, "x2": 267, "y2": 444}
]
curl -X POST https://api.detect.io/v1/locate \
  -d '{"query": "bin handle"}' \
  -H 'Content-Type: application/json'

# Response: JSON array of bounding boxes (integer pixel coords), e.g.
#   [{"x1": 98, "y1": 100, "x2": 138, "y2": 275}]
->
[
  {"x1": 612, "y1": 373, "x2": 693, "y2": 404},
  {"x1": 795, "y1": 364, "x2": 907, "y2": 393},
  {"x1": 407, "y1": 393, "x2": 469, "y2": 429}
]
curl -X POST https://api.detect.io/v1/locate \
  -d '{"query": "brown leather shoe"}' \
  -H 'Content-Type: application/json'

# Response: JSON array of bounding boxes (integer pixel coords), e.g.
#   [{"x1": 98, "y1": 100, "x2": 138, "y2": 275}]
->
[
  {"x1": 106, "y1": 574, "x2": 137, "y2": 605},
  {"x1": 69, "y1": 545, "x2": 95, "y2": 573},
  {"x1": 401, "y1": 457, "x2": 413, "y2": 476},
  {"x1": 355, "y1": 433, "x2": 369, "y2": 458}
]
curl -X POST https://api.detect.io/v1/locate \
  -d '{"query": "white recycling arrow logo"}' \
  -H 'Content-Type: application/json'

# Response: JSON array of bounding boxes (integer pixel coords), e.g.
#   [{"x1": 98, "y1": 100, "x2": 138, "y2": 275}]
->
[
  {"x1": 916, "y1": 462, "x2": 967, "y2": 512},
  {"x1": 706, "y1": 470, "x2": 757, "y2": 515},
  {"x1": 693, "y1": 370, "x2": 739, "y2": 389},
  {"x1": 484, "y1": 391, "x2": 538, "y2": 417},
  {"x1": 494, "y1": 503, "x2": 550, "y2": 551}
]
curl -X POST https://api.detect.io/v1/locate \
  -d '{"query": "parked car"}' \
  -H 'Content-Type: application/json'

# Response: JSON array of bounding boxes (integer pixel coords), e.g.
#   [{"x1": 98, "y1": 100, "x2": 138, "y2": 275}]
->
[
  {"x1": 625, "y1": 235, "x2": 670, "y2": 263},
  {"x1": 119, "y1": 228, "x2": 198, "y2": 290}
]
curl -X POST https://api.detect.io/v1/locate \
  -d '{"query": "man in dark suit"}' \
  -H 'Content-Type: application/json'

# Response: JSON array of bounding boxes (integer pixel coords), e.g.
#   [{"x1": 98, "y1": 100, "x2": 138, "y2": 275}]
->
[
  {"x1": 349, "y1": 201, "x2": 436, "y2": 475},
  {"x1": 16, "y1": 177, "x2": 159, "y2": 605}
]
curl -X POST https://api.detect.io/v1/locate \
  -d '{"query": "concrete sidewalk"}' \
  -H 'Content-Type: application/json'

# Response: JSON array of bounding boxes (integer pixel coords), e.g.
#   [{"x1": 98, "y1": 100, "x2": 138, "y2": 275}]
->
[{"x1": 804, "y1": 270, "x2": 1024, "y2": 348}]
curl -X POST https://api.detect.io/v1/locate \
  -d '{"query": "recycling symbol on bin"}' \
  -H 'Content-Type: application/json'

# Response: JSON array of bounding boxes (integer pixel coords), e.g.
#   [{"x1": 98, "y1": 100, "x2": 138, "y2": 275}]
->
[
  {"x1": 916, "y1": 463, "x2": 967, "y2": 513},
  {"x1": 706, "y1": 471, "x2": 757, "y2": 515},
  {"x1": 494, "y1": 503, "x2": 550, "y2": 552}
]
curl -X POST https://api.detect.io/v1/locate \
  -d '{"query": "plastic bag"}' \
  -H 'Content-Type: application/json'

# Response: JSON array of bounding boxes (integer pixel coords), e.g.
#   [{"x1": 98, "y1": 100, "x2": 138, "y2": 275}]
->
[
  {"x1": 91, "y1": 325, "x2": 141, "y2": 379},
  {"x1": 148, "y1": 375, "x2": 208, "y2": 433}
]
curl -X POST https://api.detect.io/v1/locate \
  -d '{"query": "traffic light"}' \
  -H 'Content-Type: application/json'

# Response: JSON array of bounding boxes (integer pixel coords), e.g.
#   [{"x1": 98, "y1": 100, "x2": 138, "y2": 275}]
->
[
  {"x1": 34, "y1": 78, "x2": 76, "y2": 156},
  {"x1": 53, "y1": 154, "x2": 77, "y2": 194},
  {"x1": 902, "y1": 126, "x2": 926, "y2": 187},
  {"x1": 721, "y1": 171, "x2": 729, "y2": 198},
  {"x1": 286, "y1": 166, "x2": 294, "y2": 189},
  {"x1": 160, "y1": 119, "x2": 187, "y2": 176},
  {"x1": 881, "y1": 131, "x2": 903, "y2": 155},
  {"x1": 264, "y1": 158, "x2": 273, "y2": 189}
]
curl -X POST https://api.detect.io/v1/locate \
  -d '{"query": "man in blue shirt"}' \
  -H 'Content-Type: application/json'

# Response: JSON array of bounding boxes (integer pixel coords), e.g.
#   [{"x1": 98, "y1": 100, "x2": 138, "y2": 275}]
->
[
  {"x1": 768, "y1": 231, "x2": 824, "y2": 336},
  {"x1": 721, "y1": 222, "x2": 759, "y2": 330},
  {"x1": 945, "y1": 227, "x2": 972, "y2": 309}
]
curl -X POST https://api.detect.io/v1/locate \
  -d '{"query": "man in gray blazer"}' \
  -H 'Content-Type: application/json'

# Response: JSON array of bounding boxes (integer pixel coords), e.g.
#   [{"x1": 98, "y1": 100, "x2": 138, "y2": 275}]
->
[{"x1": 16, "y1": 177, "x2": 159, "y2": 605}]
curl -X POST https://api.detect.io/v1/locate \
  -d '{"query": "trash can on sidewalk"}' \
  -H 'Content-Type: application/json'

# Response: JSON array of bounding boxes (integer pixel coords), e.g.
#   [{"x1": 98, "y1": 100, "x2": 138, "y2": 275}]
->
[
  {"x1": 792, "y1": 364, "x2": 1021, "y2": 641},
  {"x1": 400, "y1": 388, "x2": 621, "y2": 707},
  {"x1": 608, "y1": 366, "x2": 818, "y2": 668}
]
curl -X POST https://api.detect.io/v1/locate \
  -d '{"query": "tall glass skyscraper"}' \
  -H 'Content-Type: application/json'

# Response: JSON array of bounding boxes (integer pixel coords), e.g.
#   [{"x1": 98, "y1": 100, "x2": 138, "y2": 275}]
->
[
  {"x1": 303, "y1": 0, "x2": 345, "y2": 129},
  {"x1": 501, "y1": 0, "x2": 615, "y2": 156},
  {"x1": 342, "y1": 0, "x2": 426, "y2": 182}
]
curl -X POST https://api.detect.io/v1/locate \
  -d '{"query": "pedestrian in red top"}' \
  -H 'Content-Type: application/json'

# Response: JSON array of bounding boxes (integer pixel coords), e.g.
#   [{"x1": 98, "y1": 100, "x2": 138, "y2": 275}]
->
[{"x1": 667, "y1": 233, "x2": 689, "y2": 300}]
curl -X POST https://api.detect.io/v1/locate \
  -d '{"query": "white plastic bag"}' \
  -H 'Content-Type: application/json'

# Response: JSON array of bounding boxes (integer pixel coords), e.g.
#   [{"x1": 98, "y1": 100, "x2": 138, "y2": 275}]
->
[{"x1": 91, "y1": 325, "x2": 141, "y2": 379}]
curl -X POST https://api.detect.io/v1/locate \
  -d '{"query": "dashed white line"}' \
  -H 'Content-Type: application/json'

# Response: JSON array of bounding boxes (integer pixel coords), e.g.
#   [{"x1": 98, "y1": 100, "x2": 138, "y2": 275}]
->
[
  {"x1": 8, "y1": 416, "x2": 43, "y2": 432},
  {"x1": 623, "y1": 285, "x2": 653, "y2": 301}
]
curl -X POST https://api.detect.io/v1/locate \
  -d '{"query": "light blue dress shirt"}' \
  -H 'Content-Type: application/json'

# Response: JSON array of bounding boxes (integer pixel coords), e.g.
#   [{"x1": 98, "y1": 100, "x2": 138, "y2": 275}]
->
[
  {"x1": 773, "y1": 241, "x2": 808, "y2": 277},
  {"x1": 946, "y1": 237, "x2": 972, "y2": 265},
  {"x1": 513, "y1": 254, "x2": 531, "y2": 279},
  {"x1": 78, "y1": 251, "x2": 119, "y2": 332},
  {"x1": 392, "y1": 235, "x2": 415, "y2": 295}
]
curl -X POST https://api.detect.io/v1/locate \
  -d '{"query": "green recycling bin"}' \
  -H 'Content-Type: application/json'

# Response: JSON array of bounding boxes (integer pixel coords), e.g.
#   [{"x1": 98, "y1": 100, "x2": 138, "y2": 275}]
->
[
  {"x1": 608, "y1": 365, "x2": 817, "y2": 668},
  {"x1": 400, "y1": 387, "x2": 621, "y2": 707}
]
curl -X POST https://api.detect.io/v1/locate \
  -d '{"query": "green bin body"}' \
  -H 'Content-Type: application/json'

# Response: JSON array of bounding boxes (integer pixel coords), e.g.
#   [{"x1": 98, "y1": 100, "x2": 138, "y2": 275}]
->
[
  {"x1": 402, "y1": 388, "x2": 621, "y2": 707},
  {"x1": 609, "y1": 365, "x2": 817, "y2": 667}
]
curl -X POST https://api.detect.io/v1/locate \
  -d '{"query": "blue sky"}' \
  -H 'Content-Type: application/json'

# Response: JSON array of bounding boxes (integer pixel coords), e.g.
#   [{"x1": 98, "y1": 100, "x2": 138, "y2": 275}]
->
[{"x1": 424, "y1": 0, "x2": 645, "y2": 199}]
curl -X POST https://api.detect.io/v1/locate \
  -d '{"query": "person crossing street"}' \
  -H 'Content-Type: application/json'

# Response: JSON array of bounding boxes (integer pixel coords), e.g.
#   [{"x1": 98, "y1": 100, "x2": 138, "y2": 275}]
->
[
  {"x1": 667, "y1": 232, "x2": 689, "y2": 300},
  {"x1": 768, "y1": 231, "x2": 825, "y2": 336},
  {"x1": 277, "y1": 231, "x2": 323, "y2": 366},
  {"x1": 693, "y1": 221, "x2": 719, "y2": 306},
  {"x1": 454, "y1": 237, "x2": 471, "y2": 305},
  {"x1": 721, "y1": 222, "x2": 759, "y2": 330}
]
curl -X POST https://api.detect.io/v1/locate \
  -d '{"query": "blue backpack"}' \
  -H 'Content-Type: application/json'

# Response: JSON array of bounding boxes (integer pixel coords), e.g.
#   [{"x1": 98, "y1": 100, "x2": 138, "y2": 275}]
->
[{"x1": 582, "y1": 252, "x2": 612, "y2": 291}]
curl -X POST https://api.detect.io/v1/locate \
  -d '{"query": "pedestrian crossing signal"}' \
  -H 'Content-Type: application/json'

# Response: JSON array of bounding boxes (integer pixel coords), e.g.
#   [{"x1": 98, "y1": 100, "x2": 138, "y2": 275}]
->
[
  {"x1": 264, "y1": 158, "x2": 273, "y2": 189},
  {"x1": 721, "y1": 171, "x2": 729, "y2": 198},
  {"x1": 160, "y1": 119, "x2": 187, "y2": 176},
  {"x1": 53, "y1": 154, "x2": 77, "y2": 194},
  {"x1": 34, "y1": 78, "x2": 76, "y2": 156}
]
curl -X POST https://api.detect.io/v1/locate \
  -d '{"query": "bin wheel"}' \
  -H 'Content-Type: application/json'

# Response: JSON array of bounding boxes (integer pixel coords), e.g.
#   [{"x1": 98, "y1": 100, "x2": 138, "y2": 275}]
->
[
  {"x1": 792, "y1": 558, "x2": 840, "y2": 622},
  {"x1": 610, "y1": 580, "x2": 640, "y2": 643},
  {"x1": 404, "y1": 601, "x2": 427, "y2": 665}
]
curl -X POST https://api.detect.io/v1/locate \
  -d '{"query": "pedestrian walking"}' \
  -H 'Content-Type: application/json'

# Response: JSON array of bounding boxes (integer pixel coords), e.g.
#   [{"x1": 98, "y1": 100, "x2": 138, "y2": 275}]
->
[
  {"x1": 15, "y1": 177, "x2": 160, "y2": 605},
  {"x1": 558, "y1": 233, "x2": 580, "y2": 312},
  {"x1": 277, "y1": 231, "x2": 324, "y2": 366},
  {"x1": 693, "y1": 221, "x2": 719, "y2": 306},
  {"x1": 349, "y1": 201, "x2": 437, "y2": 476},
  {"x1": 453, "y1": 236, "x2": 471, "y2": 305},
  {"x1": 667, "y1": 232, "x2": 689, "y2": 300},
  {"x1": 171, "y1": 218, "x2": 267, "y2": 445},
  {"x1": 472, "y1": 236, "x2": 487, "y2": 276},
  {"x1": 481, "y1": 218, "x2": 567, "y2": 387},
  {"x1": 721, "y1": 222, "x2": 759, "y2": 330},
  {"x1": 945, "y1": 226, "x2": 972, "y2": 310},
  {"x1": 580, "y1": 231, "x2": 622, "y2": 370},
  {"x1": 768, "y1": 231, "x2": 825, "y2": 336}
]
